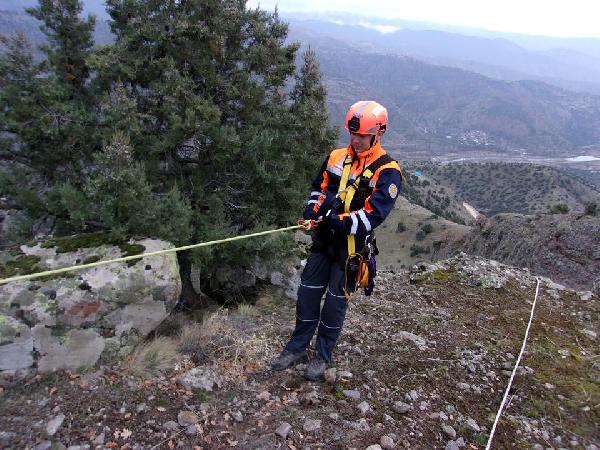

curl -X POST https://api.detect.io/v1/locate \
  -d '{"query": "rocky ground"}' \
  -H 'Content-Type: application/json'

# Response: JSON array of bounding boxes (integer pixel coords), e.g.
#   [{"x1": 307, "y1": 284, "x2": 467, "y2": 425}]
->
[
  {"x1": 1, "y1": 254, "x2": 599, "y2": 450},
  {"x1": 439, "y1": 213, "x2": 600, "y2": 292}
]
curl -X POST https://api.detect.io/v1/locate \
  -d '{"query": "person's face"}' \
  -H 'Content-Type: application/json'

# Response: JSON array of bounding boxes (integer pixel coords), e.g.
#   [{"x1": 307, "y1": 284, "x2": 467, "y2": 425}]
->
[{"x1": 350, "y1": 132, "x2": 373, "y2": 153}]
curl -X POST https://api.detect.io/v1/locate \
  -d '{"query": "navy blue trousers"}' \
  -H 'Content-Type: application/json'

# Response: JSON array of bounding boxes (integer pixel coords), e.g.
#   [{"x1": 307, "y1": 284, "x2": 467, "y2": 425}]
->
[{"x1": 284, "y1": 252, "x2": 355, "y2": 363}]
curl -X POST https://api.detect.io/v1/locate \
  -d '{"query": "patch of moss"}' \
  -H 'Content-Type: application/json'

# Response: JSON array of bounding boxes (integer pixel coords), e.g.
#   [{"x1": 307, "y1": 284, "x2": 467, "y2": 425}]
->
[
  {"x1": 415, "y1": 268, "x2": 460, "y2": 285},
  {"x1": 523, "y1": 398, "x2": 553, "y2": 418},
  {"x1": 192, "y1": 388, "x2": 212, "y2": 403},
  {"x1": 42, "y1": 232, "x2": 122, "y2": 253},
  {"x1": 83, "y1": 255, "x2": 101, "y2": 265},
  {"x1": 119, "y1": 243, "x2": 145, "y2": 257},
  {"x1": 119, "y1": 243, "x2": 146, "y2": 267},
  {"x1": 1, "y1": 255, "x2": 42, "y2": 277},
  {"x1": 44, "y1": 299, "x2": 60, "y2": 315},
  {"x1": 333, "y1": 385, "x2": 347, "y2": 400},
  {"x1": 50, "y1": 325, "x2": 69, "y2": 338},
  {"x1": 518, "y1": 300, "x2": 600, "y2": 440},
  {"x1": 37, "y1": 271, "x2": 77, "y2": 282},
  {"x1": 473, "y1": 433, "x2": 489, "y2": 447}
]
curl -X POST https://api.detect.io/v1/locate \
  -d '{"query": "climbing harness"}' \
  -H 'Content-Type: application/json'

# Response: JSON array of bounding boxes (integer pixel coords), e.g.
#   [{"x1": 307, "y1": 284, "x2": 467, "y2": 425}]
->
[
  {"x1": 331, "y1": 152, "x2": 394, "y2": 300},
  {"x1": 0, "y1": 225, "x2": 304, "y2": 285}
]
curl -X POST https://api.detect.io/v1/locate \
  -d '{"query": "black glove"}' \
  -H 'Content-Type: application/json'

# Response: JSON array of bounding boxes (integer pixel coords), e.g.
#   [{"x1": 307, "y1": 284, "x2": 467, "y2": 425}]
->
[
  {"x1": 320, "y1": 194, "x2": 342, "y2": 218},
  {"x1": 324, "y1": 213, "x2": 348, "y2": 233},
  {"x1": 302, "y1": 204, "x2": 320, "y2": 220}
]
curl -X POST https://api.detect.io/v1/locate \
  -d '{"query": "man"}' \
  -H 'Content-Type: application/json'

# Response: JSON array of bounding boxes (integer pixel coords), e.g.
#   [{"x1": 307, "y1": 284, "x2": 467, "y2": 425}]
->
[{"x1": 272, "y1": 100, "x2": 403, "y2": 380}]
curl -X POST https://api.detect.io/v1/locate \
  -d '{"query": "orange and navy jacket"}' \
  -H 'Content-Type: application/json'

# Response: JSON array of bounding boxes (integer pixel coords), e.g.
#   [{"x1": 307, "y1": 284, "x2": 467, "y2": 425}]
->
[{"x1": 303, "y1": 142, "x2": 403, "y2": 238}]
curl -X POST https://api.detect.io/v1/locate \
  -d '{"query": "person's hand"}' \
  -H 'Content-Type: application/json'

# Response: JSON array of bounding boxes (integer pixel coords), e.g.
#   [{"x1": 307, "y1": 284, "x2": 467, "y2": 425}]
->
[
  {"x1": 324, "y1": 213, "x2": 347, "y2": 233},
  {"x1": 302, "y1": 204, "x2": 320, "y2": 220},
  {"x1": 297, "y1": 218, "x2": 321, "y2": 231}
]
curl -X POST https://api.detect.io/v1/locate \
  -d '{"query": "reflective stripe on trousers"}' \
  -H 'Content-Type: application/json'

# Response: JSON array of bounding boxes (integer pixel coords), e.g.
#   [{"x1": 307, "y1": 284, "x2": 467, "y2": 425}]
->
[{"x1": 284, "y1": 252, "x2": 355, "y2": 362}]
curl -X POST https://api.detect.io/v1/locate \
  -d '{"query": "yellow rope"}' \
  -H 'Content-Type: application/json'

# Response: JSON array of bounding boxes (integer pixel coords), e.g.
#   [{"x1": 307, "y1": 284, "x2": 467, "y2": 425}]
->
[{"x1": 0, "y1": 225, "x2": 303, "y2": 285}]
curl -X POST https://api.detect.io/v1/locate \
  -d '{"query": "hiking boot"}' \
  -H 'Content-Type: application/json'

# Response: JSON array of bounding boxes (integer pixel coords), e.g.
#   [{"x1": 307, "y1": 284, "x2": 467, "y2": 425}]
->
[
  {"x1": 304, "y1": 354, "x2": 328, "y2": 381},
  {"x1": 271, "y1": 350, "x2": 308, "y2": 371}
]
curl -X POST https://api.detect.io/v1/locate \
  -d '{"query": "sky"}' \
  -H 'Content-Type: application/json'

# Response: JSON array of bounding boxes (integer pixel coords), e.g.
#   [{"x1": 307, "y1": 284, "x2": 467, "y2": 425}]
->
[{"x1": 247, "y1": 0, "x2": 600, "y2": 38}]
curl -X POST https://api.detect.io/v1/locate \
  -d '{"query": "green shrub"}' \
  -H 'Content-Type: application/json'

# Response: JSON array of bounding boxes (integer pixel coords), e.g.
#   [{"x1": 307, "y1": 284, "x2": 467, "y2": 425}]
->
[
  {"x1": 421, "y1": 223, "x2": 433, "y2": 234},
  {"x1": 409, "y1": 244, "x2": 430, "y2": 257},
  {"x1": 584, "y1": 202, "x2": 597, "y2": 216},
  {"x1": 549, "y1": 203, "x2": 569, "y2": 214}
]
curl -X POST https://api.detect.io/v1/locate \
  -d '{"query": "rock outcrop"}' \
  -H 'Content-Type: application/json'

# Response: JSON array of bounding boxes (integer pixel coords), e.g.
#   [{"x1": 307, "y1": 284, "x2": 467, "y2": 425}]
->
[
  {"x1": 0, "y1": 236, "x2": 181, "y2": 376},
  {"x1": 438, "y1": 213, "x2": 600, "y2": 291}
]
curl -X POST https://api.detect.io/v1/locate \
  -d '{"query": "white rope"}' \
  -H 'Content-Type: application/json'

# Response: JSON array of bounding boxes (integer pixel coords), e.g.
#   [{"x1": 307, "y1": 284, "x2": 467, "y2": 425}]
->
[{"x1": 485, "y1": 277, "x2": 541, "y2": 450}]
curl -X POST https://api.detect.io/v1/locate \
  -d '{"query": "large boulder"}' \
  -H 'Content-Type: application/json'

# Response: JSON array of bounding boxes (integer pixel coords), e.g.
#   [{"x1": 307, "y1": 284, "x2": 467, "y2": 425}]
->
[
  {"x1": 189, "y1": 231, "x2": 309, "y2": 301},
  {"x1": 0, "y1": 234, "x2": 181, "y2": 376}
]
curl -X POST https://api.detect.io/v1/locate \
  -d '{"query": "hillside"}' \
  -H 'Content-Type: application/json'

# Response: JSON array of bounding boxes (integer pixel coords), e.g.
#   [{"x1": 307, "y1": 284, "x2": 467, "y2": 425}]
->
[
  {"x1": 1, "y1": 255, "x2": 598, "y2": 449},
  {"x1": 287, "y1": 18, "x2": 600, "y2": 95},
  {"x1": 288, "y1": 28, "x2": 600, "y2": 157},
  {"x1": 399, "y1": 169, "x2": 474, "y2": 224},
  {"x1": 375, "y1": 196, "x2": 471, "y2": 270},
  {"x1": 409, "y1": 162, "x2": 600, "y2": 216},
  {"x1": 438, "y1": 213, "x2": 600, "y2": 291}
]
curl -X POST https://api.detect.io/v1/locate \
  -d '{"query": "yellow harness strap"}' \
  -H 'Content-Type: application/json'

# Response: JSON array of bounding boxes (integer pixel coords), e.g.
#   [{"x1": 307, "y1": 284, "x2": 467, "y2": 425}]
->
[
  {"x1": 338, "y1": 154, "x2": 375, "y2": 300},
  {"x1": 337, "y1": 155, "x2": 355, "y2": 255},
  {"x1": 339, "y1": 160, "x2": 375, "y2": 258}
]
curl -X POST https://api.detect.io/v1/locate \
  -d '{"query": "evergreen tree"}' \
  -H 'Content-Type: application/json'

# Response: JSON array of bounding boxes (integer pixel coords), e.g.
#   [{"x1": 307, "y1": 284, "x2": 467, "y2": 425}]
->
[
  {"x1": 49, "y1": 132, "x2": 192, "y2": 243},
  {"x1": 0, "y1": 0, "x2": 99, "y2": 182},
  {"x1": 26, "y1": 0, "x2": 96, "y2": 97},
  {"x1": 93, "y1": 1, "x2": 335, "y2": 278},
  {"x1": 289, "y1": 47, "x2": 338, "y2": 201},
  {"x1": 1, "y1": 0, "x2": 336, "y2": 299}
]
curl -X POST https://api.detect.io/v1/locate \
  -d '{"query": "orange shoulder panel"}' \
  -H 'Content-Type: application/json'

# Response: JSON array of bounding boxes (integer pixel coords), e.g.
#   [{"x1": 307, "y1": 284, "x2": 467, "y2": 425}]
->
[{"x1": 328, "y1": 147, "x2": 350, "y2": 166}]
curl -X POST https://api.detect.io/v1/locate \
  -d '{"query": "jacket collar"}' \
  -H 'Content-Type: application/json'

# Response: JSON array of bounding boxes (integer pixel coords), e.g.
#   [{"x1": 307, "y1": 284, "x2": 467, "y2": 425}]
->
[{"x1": 348, "y1": 141, "x2": 383, "y2": 160}]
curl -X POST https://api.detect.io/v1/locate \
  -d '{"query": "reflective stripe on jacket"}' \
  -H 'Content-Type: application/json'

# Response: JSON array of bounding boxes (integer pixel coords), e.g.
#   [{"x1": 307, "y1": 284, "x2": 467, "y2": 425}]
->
[{"x1": 303, "y1": 142, "x2": 403, "y2": 238}]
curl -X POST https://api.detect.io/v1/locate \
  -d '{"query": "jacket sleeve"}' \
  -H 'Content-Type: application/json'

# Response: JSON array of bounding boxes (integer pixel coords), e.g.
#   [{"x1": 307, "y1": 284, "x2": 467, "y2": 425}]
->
[
  {"x1": 331, "y1": 167, "x2": 402, "y2": 235},
  {"x1": 302, "y1": 156, "x2": 330, "y2": 220}
]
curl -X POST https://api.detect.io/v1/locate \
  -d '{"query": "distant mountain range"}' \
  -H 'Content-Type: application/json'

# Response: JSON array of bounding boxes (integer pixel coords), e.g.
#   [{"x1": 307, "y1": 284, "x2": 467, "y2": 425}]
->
[
  {"x1": 286, "y1": 12, "x2": 600, "y2": 59},
  {"x1": 1, "y1": 0, "x2": 109, "y2": 18},
  {"x1": 287, "y1": 16, "x2": 600, "y2": 95},
  {"x1": 288, "y1": 27, "x2": 600, "y2": 156},
  {"x1": 2, "y1": 4, "x2": 600, "y2": 157}
]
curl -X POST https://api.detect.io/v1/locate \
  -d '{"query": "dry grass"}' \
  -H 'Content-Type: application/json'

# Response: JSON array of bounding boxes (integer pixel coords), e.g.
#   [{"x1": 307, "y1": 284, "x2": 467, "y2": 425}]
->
[
  {"x1": 254, "y1": 286, "x2": 288, "y2": 313},
  {"x1": 237, "y1": 303, "x2": 257, "y2": 317},
  {"x1": 125, "y1": 337, "x2": 181, "y2": 378},
  {"x1": 153, "y1": 312, "x2": 190, "y2": 337},
  {"x1": 124, "y1": 305, "x2": 277, "y2": 383},
  {"x1": 176, "y1": 309, "x2": 272, "y2": 382}
]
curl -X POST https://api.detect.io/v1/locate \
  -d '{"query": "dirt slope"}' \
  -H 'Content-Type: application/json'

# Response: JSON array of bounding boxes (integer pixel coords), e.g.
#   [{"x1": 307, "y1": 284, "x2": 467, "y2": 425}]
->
[{"x1": 0, "y1": 255, "x2": 598, "y2": 449}]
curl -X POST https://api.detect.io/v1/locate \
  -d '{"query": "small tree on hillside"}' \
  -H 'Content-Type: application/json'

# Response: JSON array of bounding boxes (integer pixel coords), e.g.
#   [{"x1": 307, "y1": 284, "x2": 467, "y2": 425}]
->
[
  {"x1": 0, "y1": 0, "x2": 101, "y2": 239},
  {"x1": 584, "y1": 202, "x2": 598, "y2": 216},
  {"x1": 549, "y1": 203, "x2": 569, "y2": 214}
]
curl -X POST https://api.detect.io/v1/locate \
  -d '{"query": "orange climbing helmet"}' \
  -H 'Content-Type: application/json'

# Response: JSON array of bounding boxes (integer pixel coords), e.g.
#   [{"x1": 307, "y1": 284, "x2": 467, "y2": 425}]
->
[{"x1": 344, "y1": 101, "x2": 388, "y2": 137}]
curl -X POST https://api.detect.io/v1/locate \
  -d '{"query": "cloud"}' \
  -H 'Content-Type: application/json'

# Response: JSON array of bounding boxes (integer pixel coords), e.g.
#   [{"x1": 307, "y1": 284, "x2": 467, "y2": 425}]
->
[
  {"x1": 246, "y1": 0, "x2": 600, "y2": 38},
  {"x1": 358, "y1": 22, "x2": 401, "y2": 34}
]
